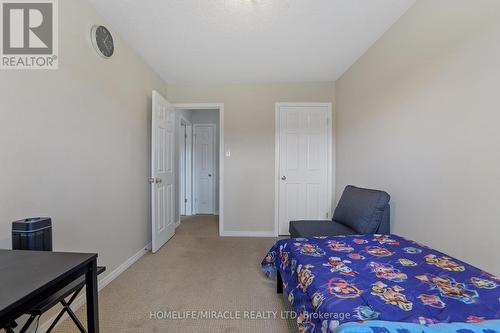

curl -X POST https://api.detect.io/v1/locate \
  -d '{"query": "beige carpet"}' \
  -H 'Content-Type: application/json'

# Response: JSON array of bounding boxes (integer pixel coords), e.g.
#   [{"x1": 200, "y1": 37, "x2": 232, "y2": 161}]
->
[{"x1": 51, "y1": 215, "x2": 298, "y2": 332}]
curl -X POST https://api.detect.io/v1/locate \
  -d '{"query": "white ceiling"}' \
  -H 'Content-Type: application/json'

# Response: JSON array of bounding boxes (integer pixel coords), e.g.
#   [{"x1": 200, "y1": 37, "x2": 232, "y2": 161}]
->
[{"x1": 87, "y1": 0, "x2": 415, "y2": 84}]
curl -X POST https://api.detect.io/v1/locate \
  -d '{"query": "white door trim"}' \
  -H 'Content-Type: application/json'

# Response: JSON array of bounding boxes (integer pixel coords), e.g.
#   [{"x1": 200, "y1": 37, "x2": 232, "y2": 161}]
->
[
  {"x1": 173, "y1": 103, "x2": 225, "y2": 236},
  {"x1": 178, "y1": 115, "x2": 193, "y2": 218},
  {"x1": 274, "y1": 102, "x2": 334, "y2": 237},
  {"x1": 193, "y1": 123, "x2": 217, "y2": 214}
]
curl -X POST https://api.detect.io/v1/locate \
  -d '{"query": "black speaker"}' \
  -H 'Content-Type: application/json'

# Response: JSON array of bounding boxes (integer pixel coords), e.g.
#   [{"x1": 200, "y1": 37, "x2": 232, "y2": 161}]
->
[{"x1": 12, "y1": 217, "x2": 52, "y2": 251}]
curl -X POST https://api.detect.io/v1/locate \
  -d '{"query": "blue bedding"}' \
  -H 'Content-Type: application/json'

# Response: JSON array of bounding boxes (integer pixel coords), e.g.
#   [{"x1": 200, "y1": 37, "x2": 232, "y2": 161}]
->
[
  {"x1": 261, "y1": 234, "x2": 500, "y2": 333},
  {"x1": 334, "y1": 320, "x2": 500, "y2": 333}
]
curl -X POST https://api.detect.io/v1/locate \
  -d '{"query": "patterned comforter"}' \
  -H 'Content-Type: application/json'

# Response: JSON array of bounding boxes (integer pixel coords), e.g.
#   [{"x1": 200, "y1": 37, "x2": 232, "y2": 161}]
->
[{"x1": 261, "y1": 234, "x2": 500, "y2": 333}]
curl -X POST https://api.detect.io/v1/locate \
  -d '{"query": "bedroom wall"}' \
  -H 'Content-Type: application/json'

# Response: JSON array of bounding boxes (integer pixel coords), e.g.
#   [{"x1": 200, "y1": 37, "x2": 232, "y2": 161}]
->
[
  {"x1": 0, "y1": 0, "x2": 167, "y2": 275},
  {"x1": 168, "y1": 82, "x2": 335, "y2": 234},
  {"x1": 335, "y1": 0, "x2": 500, "y2": 274}
]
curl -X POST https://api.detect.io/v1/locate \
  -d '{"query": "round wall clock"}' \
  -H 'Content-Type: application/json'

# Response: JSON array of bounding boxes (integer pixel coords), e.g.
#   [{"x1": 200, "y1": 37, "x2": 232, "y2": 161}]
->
[{"x1": 91, "y1": 25, "x2": 114, "y2": 58}]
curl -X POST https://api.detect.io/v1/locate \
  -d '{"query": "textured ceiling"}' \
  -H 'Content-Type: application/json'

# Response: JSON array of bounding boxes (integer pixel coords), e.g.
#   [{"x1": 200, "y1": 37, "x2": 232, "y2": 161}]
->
[{"x1": 87, "y1": 0, "x2": 415, "y2": 84}]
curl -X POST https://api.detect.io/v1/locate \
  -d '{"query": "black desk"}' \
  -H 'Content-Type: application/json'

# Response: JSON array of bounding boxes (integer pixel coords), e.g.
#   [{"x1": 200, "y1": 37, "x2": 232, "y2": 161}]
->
[{"x1": 0, "y1": 250, "x2": 99, "y2": 333}]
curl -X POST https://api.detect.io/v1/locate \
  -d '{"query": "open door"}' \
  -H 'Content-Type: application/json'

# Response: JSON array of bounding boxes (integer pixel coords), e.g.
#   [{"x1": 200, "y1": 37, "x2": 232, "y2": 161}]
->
[{"x1": 151, "y1": 91, "x2": 175, "y2": 253}]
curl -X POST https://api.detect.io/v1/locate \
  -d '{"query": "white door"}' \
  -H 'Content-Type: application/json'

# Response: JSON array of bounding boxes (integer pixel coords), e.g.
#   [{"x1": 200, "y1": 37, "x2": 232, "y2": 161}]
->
[
  {"x1": 278, "y1": 105, "x2": 331, "y2": 235},
  {"x1": 151, "y1": 91, "x2": 175, "y2": 253},
  {"x1": 179, "y1": 124, "x2": 187, "y2": 216},
  {"x1": 194, "y1": 124, "x2": 215, "y2": 214},
  {"x1": 185, "y1": 125, "x2": 193, "y2": 215}
]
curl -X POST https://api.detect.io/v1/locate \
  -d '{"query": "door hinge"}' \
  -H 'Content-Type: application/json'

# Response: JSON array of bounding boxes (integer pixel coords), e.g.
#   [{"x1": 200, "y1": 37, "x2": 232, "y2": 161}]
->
[{"x1": 184, "y1": 198, "x2": 188, "y2": 203}]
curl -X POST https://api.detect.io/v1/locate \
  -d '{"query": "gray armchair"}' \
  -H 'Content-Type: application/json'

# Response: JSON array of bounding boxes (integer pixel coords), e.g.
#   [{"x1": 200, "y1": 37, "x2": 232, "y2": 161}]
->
[{"x1": 289, "y1": 185, "x2": 391, "y2": 237}]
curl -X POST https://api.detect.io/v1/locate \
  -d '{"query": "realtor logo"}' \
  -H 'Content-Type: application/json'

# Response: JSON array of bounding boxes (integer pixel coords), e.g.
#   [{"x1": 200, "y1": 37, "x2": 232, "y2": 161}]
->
[{"x1": 1, "y1": 0, "x2": 58, "y2": 69}]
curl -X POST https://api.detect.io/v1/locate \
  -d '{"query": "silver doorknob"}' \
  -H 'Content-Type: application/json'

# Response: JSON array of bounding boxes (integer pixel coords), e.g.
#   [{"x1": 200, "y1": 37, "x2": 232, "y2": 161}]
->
[
  {"x1": 281, "y1": 176, "x2": 286, "y2": 181},
  {"x1": 155, "y1": 178, "x2": 163, "y2": 184}
]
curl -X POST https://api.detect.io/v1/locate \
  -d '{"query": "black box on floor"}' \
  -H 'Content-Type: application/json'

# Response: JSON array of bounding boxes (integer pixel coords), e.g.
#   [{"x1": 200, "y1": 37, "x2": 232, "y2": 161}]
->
[{"x1": 12, "y1": 217, "x2": 52, "y2": 251}]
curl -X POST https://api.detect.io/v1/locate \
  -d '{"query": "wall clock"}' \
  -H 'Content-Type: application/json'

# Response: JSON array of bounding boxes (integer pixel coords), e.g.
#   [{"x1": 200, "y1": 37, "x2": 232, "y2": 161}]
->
[{"x1": 91, "y1": 25, "x2": 114, "y2": 58}]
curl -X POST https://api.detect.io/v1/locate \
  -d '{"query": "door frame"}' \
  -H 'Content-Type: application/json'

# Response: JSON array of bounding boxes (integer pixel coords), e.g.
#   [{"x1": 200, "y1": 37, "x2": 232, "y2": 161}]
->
[
  {"x1": 178, "y1": 115, "x2": 193, "y2": 218},
  {"x1": 193, "y1": 123, "x2": 217, "y2": 215},
  {"x1": 274, "y1": 102, "x2": 334, "y2": 236},
  {"x1": 173, "y1": 103, "x2": 225, "y2": 236}
]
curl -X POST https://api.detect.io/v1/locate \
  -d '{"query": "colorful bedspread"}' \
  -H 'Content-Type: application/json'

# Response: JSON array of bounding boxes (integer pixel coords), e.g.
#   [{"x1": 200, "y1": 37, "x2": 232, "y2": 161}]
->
[{"x1": 261, "y1": 234, "x2": 500, "y2": 333}]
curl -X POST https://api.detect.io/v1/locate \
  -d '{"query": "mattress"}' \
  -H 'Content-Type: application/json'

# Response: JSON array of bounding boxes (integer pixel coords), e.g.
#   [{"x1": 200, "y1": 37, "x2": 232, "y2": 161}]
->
[{"x1": 261, "y1": 234, "x2": 500, "y2": 333}]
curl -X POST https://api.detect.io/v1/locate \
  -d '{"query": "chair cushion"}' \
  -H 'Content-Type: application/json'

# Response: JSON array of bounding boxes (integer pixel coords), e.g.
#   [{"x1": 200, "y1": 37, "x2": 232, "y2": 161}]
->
[
  {"x1": 333, "y1": 185, "x2": 391, "y2": 234},
  {"x1": 29, "y1": 266, "x2": 106, "y2": 314},
  {"x1": 289, "y1": 220, "x2": 357, "y2": 238}
]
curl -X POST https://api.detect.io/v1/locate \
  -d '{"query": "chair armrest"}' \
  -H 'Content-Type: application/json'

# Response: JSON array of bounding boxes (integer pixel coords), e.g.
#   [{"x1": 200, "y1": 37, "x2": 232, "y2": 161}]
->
[
  {"x1": 29, "y1": 266, "x2": 106, "y2": 314},
  {"x1": 290, "y1": 220, "x2": 332, "y2": 223}
]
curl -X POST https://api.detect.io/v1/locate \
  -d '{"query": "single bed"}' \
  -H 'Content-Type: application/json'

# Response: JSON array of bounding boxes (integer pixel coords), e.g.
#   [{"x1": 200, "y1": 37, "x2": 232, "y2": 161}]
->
[{"x1": 261, "y1": 234, "x2": 500, "y2": 333}]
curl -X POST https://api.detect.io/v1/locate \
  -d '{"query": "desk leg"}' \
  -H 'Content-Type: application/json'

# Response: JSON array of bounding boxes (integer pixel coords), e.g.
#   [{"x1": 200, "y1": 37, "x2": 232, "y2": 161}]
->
[
  {"x1": 85, "y1": 259, "x2": 99, "y2": 333},
  {"x1": 277, "y1": 270, "x2": 283, "y2": 294}
]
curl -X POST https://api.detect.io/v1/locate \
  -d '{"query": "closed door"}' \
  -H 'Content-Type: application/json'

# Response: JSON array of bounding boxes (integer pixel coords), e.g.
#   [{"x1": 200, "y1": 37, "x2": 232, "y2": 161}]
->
[
  {"x1": 278, "y1": 105, "x2": 331, "y2": 235},
  {"x1": 194, "y1": 124, "x2": 215, "y2": 214},
  {"x1": 151, "y1": 91, "x2": 175, "y2": 253}
]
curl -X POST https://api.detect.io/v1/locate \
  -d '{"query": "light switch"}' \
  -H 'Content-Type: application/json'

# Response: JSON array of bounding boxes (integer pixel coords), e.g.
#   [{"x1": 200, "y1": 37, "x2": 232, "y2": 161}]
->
[{"x1": 225, "y1": 148, "x2": 231, "y2": 157}]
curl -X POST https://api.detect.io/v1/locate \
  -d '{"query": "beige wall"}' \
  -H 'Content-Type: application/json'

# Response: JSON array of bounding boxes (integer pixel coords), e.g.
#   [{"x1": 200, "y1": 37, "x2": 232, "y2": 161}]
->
[
  {"x1": 0, "y1": 0, "x2": 167, "y2": 276},
  {"x1": 168, "y1": 83, "x2": 335, "y2": 233},
  {"x1": 335, "y1": 0, "x2": 500, "y2": 274}
]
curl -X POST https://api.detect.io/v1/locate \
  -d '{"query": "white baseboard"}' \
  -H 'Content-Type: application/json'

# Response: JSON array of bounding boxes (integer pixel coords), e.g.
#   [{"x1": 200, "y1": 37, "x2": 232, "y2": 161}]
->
[
  {"x1": 175, "y1": 220, "x2": 181, "y2": 227},
  {"x1": 220, "y1": 230, "x2": 276, "y2": 237},
  {"x1": 37, "y1": 243, "x2": 151, "y2": 333}
]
